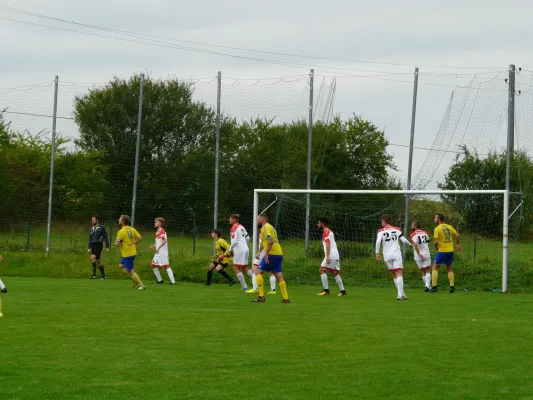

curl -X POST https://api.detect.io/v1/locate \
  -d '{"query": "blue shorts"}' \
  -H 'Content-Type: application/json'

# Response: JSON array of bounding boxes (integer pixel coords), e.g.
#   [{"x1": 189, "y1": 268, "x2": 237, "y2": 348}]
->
[
  {"x1": 120, "y1": 256, "x2": 136, "y2": 271},
  {"x1": 434, "y1": 252, "x2": 454, "y2": 266},
  {"x1": 259, "y1": 255, "x2": 283, "y2": 273}
]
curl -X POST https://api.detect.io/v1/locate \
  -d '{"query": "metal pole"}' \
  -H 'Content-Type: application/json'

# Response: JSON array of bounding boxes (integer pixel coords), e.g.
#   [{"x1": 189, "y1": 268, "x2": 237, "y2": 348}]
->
[
  {"x1": 45, "y1": 76, "x2": 59, "y2": 255},
  {"x1": 131, "y1": 73, "x2": 145, "y2": 226},
  {"x1": 502, "y1": 64, "x2": 515, "y2": 293},
  {"x1": 214, "y1": 71, "x2": 221, "y2": 231},
  {"x1": 304, "y1": 69, "x2": 314, "y2": 253},
  {"x1": 403, "y1": 67, "x2": 419, "y2": 256},
  {"x1": 252, "y1": 190, "x2": 259, "y2": 259}
]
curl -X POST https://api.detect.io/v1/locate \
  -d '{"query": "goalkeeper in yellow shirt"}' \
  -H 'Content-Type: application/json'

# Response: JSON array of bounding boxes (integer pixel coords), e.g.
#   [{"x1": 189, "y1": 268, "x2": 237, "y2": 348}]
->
[
  {"x1": 115, "y1": 215, "x2": 146, "y2": 290},
  {"x1": 205, "y1": 229, "x2": 236, "y2": 286}
]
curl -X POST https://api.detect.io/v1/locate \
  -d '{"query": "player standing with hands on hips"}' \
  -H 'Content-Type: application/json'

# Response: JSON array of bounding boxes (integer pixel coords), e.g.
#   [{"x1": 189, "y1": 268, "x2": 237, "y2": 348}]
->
[
  {"x1": 88, "y1": 215, "x2": 110, "y2": 279},
  {"x1": 0, "y1": 254, "x2": 7, "y2": 317}
]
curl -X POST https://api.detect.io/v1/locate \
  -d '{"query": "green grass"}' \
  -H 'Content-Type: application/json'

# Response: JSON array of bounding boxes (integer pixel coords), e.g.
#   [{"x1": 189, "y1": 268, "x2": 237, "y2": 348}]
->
[{"x1": 1, "y1": 277, "x2": 532, "y2": 400}]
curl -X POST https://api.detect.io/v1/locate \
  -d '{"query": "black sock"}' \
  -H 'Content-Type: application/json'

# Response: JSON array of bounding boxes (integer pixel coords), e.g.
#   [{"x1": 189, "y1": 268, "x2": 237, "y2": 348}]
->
[
  {"x1": 98, "y1": 265, "x2": 105, "y2": 277},
  {"x1": 207, "y1": 270, "x2": 213, "y2": 283},
  {"x1": 217, "y1": 269, "x2": 232, "y2": 282},
  {"x1": 92, "y1": 262, "x2": 97, "y2": 276}
]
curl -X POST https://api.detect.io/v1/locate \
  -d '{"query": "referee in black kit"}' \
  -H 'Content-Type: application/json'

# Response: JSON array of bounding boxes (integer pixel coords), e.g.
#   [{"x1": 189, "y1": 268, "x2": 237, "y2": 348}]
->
[{"x1": 88, "y1": 215, "x2": 110, "y2": 279}]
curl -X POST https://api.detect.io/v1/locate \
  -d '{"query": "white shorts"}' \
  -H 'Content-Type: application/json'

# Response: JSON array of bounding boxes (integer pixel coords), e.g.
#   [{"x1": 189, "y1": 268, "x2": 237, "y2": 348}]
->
[
  {"x1": 233, "y1": 248, "x2": 249, "y2": 267},
  {"x1": 415, "y1": 258, "x2": 432, "y2": 270},
  {"x1": 253, "y1": 250, "x2": 266, "y2": 267},
  {"x1": 152, "y1": 253, "x2": 169, "y2": 268},
  {"x1": 385, "y1": 258, "x2": 403, "y2": 271},
  {"x1": 321, "y1": 258, "x2": 340, "y2": 271}
]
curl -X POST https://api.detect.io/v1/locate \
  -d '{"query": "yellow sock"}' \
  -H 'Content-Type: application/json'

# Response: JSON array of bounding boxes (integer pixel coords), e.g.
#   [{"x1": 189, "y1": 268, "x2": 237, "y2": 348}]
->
[
  {"x1": 279, "y1": 280, "x2": 289, "y2": 300},
  {"x1": 131, "y1": 273, "x2": 143, "y2": 287},
  {"x1": 256, "y1": 274, "x2": 264, "y2": 297},
  {"x1": 432, "y1": 269, "x2": 439, "y2": 287},
  {"x1": 448, "y1": 271, "x2": 455, "y2": 287}
]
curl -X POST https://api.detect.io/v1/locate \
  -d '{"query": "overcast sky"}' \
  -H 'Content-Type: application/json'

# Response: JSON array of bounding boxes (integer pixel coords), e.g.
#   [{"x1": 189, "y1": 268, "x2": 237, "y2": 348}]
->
[{"x1": 2, "y1": 0, "x2": 533, "y2": 185}]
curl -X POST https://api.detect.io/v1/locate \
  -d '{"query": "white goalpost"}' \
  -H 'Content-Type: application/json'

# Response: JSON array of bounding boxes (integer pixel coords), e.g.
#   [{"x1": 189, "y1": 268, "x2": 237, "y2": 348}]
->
[{"x1": 253, "y1": 189, "x2": 511, "y2": 292}]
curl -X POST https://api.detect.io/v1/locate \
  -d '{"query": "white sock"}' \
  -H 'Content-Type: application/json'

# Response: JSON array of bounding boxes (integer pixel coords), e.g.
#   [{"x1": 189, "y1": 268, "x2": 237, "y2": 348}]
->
[
  {"x1": 152, "y1": 268, "x2": 163, "y2": 282},
  {"x1": 424, "y1": 274, "x2": 431, "y2": 288},
  {"x1": 393, "y1": 277, "x2": 398, "y2": 288},
  {"x1": 270, "y1": 275, "x2": 276, "y2": 291},
  {"x1": 396, "y1": 276, "x2": 405, "y2": 297},
  {"x1": 320, "y1": 273, "x2": 329, "y2": 290},
  {"x1": 166, "y1": 268, "x2": 176, "y2": 284},
  {"x1": 236, "y1": 272, "x2": 247, "y2": 288},
  {"x1": 0, "y1": 279, "x2": 5, "y2": 290},
  {"x1": 334, "y1": 275, "x2": 345, "y2": 291},
  {"x1": 251, "y1": 273, "x2": 258, "y2": 290}
]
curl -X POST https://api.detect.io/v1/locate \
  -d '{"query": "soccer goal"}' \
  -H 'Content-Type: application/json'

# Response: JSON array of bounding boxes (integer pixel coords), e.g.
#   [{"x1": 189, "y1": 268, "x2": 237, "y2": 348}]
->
[{"x1": 253, "y1": 189, "x2": 522, "y2": 292}]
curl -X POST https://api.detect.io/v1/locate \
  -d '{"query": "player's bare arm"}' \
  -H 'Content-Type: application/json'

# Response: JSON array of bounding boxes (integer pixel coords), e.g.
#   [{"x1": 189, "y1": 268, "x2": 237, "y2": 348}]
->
[
  {"x1": 265, "y1": 237, "x2": 274, "y2": 264},
  {"x1": 413, "y1": 242, "x2": 423, "y2": 258},
  {"x1": 326, "y1": 241, "x2": 331, "y2": 264},
  {"x1": 434, "y1": 238, "x2": 439, "y2": 251},
  {"x1": 455, "y1": 232, "x2": 462, "y2": 252},
  {"x1": 115, "y1": 239, "x2": 122, "y2": 248},
  {"x1": 256, "y1": 241, "x2": 264, "y2": 260}
]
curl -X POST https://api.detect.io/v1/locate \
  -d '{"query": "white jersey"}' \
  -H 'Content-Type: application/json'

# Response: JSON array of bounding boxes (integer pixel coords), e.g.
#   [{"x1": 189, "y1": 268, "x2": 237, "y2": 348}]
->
[
  {"x1": 375, "y1": 225, "x2": 410, "y2": 260},
  {"x1": 155, "y1": 228, "x2": 168, "y2": 257},
  {"x1": 410, "y1": 229, "x2": 431, "y2": 261},
  {"x1": 322, "y1": 228, "x2": 340, "y2": 260},
  {"x1": 229, "y1": 223, "x2": 250, "y2": 252}
]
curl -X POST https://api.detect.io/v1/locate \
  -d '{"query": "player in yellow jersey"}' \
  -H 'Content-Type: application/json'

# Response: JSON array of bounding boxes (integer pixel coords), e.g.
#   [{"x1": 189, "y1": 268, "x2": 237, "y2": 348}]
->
[
  {"x1": 0, "y1": 254, "x2": 7, "y2": 317},
  {"x1": 205, "y1": 229, "x2": 236, "y2": 286},
  {"x1": 252, "y1": 214, "x2": 290, "y2": 303},
  {"x1": 429, "y1": 214, "x2": 462, "y2": 293},
  {"x1": 115, "y1": 215, "x2": 146, "y2": 290}
]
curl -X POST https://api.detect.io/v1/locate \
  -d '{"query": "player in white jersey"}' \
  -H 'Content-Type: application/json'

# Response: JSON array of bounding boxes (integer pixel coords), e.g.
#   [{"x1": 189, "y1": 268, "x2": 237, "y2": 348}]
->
[
  {"x1": 228, "y1": 214, "x2": 253, "y2": 290},
  {"x1": 375, "y1": 215, "x2": 413, "y2": 300},
  {"x1": 410, "y1": 221, "x2": 432, "y2": 291},
  {"x1": 149, "y1": 217, "x2": 176, "y2": 285},
  {"x1": 316, "y1": 217, "x2": 347, "y2": 297},
  {"x1": 246, "y1": 228, "x2": 277, "y2": 295},
  {"x1": 0, "y1": 254, "x2": 7, "y2": 317}
]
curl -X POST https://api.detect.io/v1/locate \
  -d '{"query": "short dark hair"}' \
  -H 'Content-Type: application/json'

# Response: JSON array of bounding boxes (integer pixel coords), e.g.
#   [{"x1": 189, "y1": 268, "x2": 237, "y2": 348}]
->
[
  {"x1": 318, "y1": 217, "x2": 329, "y2": 225},
  {"x1": 381, "y1": 215, "x2": 391, "y2": 224},
  {"x1": 436, "y1": 214, "x2": 445, "y2": 222},
  {"x1": 230, "y1": 214, "x2": 240, "y2": 221},
  {"x1": 212, "y1": 229, "x2": 222, "y2": 237},
  {"x1": 91, "y1": 214, "x2": 100, "y2": 223},
  {"x1": 120, "y1": 215, "x2": 131, "y2": 225},
  {"x1": 259, "y1": 213, "x2": 269, "y2": 221},
  {"x1": 413, "y1": 220, "x2": 422, "y2": 229}
]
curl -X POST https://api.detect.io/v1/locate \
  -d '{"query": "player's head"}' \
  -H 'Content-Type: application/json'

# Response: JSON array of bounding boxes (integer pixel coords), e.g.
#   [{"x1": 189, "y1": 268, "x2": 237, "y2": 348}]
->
[
  {"x1": 411, "y1": 220, "x2": 421, "y2": 232},
  {"x1": 257, "y1": 213, "x2": 268, "y2": 225},
  {"x1": 317, "y1": 217, "x2": 329, "y2": 229},
  {"x1": 211, "y1": 229, "x2": 222, "y2": 239},
  {"x1": 91, "y1": 215, "x2": 100, "y2": 225},
  {"x1": 229, "y1": 214, "x2": 240, "y2": 225},
  {"x1": 434, "y1": 214, "x2": 445, "y2": 224},
  {"x1": 381, "y1": 215, "x2": 392, "y2": 227},
  {"x1": 154, "y1": 217, "x2": 165, "y2": 229},
  {"x1": 119, "y1": 215, "x2": 131, "y2": 226}
]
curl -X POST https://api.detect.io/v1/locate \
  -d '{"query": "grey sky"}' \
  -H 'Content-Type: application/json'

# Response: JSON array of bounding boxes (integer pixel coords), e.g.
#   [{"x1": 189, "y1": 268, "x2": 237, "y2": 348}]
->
[{"x1": 2, "y1": 0, "x2": 532, "y2": 185}]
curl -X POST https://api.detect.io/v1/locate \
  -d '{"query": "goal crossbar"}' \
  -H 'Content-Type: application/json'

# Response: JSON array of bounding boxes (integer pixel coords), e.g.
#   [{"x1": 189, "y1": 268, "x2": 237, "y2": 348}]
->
[{"x1": 252, "y1": 188, "x2": 511, "y2": 292}]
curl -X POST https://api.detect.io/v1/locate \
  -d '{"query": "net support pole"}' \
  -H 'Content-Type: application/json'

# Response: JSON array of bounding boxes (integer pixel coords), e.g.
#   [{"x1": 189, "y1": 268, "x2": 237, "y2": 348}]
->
[
  {"x1": 502, "y1": 64, "x2": 515, "y2": 293},
  {"x1": 45, "y1": 76, "x2": 59, "y2": 255},
  {"x1": 403, "y1": 67, "x2": 419, "y2": 257},
  {"x1": 305, "y1": 69, "x2": 314, "y2": 254},
  {"x1": 252, "y1": 190, "x2": 259, "y2": 260},
  {"x1": 214, "y1": 71, "x2": 221, "y2": 231},
  {"x1": 131, "y1": 73, "x2": 145, "y2": 227}
]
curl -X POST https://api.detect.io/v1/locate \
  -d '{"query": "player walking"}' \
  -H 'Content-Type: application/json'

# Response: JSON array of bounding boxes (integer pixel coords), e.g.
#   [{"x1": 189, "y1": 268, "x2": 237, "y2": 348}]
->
[
  {"x1": 429, "y1": 214, "x2": 462, "y2": 293},
  {"x1": 252, "y1": 213, "x2": 290, "y2": 303},
  {"x1": 88, "y1": 215, "x2": 110, "y2": 279},
  {"x1": 0, "y1": 255, "x2": 7, "y2": 318},
  {"x1": 228, "y1": 214, "x2": 253, "y2": 290},
  {"x1": 410, "y1": 221, "x2": 432, "y2": 292},
  {"x1": 317, "y1": 217, "x2": 347, "y2": 297},
  {"x1": 149, "y1": 217, "x2": 176, "y2": 285},
  {"x1": 115, "y1": 215, "x2": 145, "y2": 290},
  {"x1": 375, "y1": 215, "x2": 413, "y2": 300},
  {"x1": 205, "y1": 229, "x2": 236, "y2": 286}
]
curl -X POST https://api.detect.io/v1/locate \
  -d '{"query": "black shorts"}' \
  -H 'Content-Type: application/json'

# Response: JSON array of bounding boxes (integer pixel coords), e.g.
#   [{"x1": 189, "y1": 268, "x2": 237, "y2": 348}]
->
[{"x1": 90, "y1": 242, "x2": 104, "y2": 259}]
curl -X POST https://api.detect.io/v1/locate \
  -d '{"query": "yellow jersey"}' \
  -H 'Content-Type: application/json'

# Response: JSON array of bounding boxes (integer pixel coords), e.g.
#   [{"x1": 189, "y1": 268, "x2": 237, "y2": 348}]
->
[
  {"x1": 215, "y1": 238, "x2": 232, "y2": 262},
  {"x1": 116, "y1": 225, "x2": 141, "y2": 257},
  {"x1": 433, "y1": 223, "x2": 458, "y2": 253},
  {"x1": 261, "y1": 223, "x2": 283, "y2": 256}
]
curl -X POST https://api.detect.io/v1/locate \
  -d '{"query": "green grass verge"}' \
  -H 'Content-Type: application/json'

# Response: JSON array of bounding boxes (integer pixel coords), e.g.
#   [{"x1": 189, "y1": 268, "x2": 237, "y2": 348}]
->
[{"x1": 0, "y1": 278, "x2": 532, "y2": 400}]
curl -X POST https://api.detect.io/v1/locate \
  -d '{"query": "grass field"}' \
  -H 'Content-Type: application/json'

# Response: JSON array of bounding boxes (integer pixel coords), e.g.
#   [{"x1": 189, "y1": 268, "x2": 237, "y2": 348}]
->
[{"x1": 1, "y1": 277, "x2": 532, "y2": 400}]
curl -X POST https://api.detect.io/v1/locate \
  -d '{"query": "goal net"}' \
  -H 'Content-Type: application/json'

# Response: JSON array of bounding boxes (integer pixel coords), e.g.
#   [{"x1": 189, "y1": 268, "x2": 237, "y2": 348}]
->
[{"x1": 253, "y1": 189, "x2": 523, "y2": 292}]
